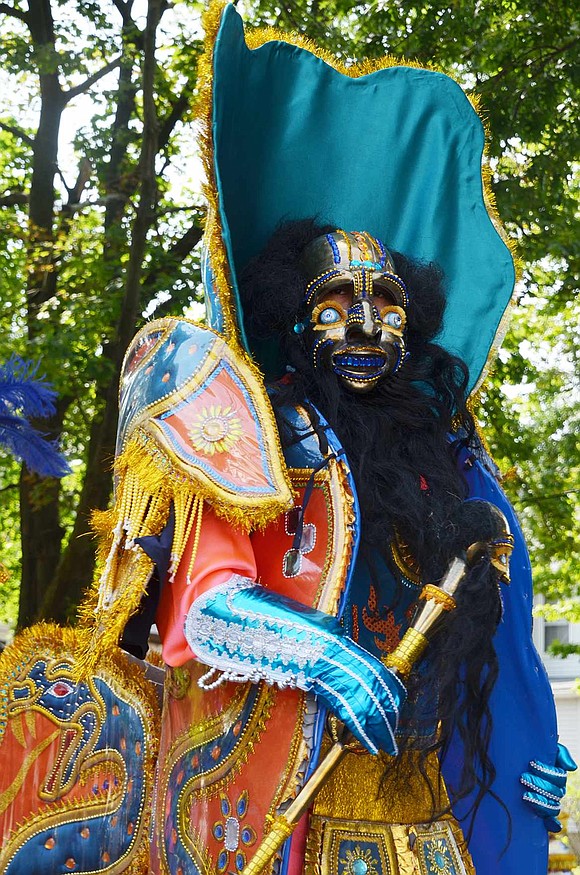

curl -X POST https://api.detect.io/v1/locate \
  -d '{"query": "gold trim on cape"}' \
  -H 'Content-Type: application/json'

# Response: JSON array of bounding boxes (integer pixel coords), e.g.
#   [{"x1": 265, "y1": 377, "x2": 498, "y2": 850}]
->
[{"x1": 197, "y1": 0, "x2": 520, "y2": 398}]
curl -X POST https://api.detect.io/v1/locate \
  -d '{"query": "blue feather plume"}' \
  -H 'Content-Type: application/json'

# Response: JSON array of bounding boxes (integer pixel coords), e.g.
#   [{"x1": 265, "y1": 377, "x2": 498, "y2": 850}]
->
[
  {"x1": 0, "y1": 356, "x2": 58, "y2": 419},
  {"x1": 0, "y1": 357, "x2": 70, "y2": 478}
]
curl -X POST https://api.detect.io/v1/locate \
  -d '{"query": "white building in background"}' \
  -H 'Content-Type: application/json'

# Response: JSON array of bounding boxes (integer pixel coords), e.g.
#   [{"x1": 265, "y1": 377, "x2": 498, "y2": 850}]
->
[{"x1": 533, "y1": 597, "x2": 580, "y2": 765}]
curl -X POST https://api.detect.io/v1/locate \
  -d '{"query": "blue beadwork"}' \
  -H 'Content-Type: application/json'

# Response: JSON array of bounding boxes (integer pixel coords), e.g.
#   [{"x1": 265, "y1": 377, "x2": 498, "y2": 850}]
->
[
  {"x1": 375, "y1": 236, "x2": 388, "y2": 268},
  {"x1": 326, "y1": 233, "x2": 341, "y2": 264},
  {"x1": 304, "y1": 269, "x2": 342, "y2": 305},
  {"x1": 381, "y1": 272, "x2": 410, "y2": 305}
]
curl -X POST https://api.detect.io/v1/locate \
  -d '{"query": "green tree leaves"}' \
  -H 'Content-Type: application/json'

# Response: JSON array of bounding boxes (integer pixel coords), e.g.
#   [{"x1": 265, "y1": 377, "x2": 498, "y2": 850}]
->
[{"x1": 0, "y1": 0, "x2": 577, "y2": 642}]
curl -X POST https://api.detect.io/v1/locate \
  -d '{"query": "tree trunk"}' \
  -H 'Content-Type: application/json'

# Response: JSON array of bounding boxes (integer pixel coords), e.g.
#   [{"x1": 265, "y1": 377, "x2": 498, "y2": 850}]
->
[
  {"x1": 39, "y1": 0, "x2": 164, "y2": 621},
  {"x1": 17, "y1": 0, "x2": 68, "y2": 628}
]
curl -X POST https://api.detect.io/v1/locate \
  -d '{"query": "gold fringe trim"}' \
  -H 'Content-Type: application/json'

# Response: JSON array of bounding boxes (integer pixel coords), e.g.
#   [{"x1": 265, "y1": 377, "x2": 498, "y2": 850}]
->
[
  {"x1": 200, "y1": 1, "x2": 519, "y2": 396},
  {"x1": 197, "y1": 0, "x2": 244, "y2": 348},
  {"x1": 76, "y1": 422, "x2": 292, "y2": 676},
  {"x1": 198, "y1": 3, "x2": 300, "y2": 458},
  {"x1": 0, "y1": 623, "x2": 160, "y2": 875},
  {"x1": 116, "y1": 428, "x2": 291, "y2": 532},
  {"x1": 466, "y1": 390, "x2": 495, "y2": 459}
]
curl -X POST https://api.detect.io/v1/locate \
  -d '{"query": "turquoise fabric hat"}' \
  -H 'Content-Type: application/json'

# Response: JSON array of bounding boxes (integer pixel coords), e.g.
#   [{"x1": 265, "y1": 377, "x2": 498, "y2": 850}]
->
[{"x1": 201, "y1": 2, "x2": 515, "y2": 393}]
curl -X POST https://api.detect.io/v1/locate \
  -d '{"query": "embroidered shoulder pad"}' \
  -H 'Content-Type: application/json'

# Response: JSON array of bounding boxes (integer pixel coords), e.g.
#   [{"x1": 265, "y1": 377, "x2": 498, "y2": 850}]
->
[
  {"x1": 117, "y1": 317, "x2": 293, "y2": 527},
  {"x1": 77, "y1": 319, "x2": 293, "y2": 670}
]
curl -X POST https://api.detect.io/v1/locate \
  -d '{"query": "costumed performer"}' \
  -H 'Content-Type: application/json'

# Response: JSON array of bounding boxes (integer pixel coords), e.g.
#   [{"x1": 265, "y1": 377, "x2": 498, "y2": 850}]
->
[{"x1": 77, "y1": 4, "x2": 575, "y2": 875}]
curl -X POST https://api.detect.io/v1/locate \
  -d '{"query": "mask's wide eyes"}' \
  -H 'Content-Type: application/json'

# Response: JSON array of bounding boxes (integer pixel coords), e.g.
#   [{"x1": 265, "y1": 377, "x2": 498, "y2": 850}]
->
[
  {"x1": 382, "y1": 309, "x2": 404, "y2": 330},
  {"x1": 318, "y1": 306, "x2": 342, "y2": 325}
]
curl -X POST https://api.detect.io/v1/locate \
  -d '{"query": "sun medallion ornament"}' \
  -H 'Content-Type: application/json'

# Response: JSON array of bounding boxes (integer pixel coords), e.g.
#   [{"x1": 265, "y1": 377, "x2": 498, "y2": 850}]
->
[
  {"x1": 189, "y1": 404, "x2": 243, "y2": 455},
  {"x1": 339, "y1": 846, "x2": 380, "y2": 875}
]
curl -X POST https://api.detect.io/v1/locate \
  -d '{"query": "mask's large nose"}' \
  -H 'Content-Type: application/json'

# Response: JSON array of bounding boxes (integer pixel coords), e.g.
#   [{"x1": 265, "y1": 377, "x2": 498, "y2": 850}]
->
[{"x1": 345, "y1": 298, "x2": 382, "y2": 344}]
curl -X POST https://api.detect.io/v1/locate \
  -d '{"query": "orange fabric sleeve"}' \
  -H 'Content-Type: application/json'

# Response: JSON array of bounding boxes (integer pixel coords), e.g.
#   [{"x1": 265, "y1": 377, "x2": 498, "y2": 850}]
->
[{"x1": 155, "y1": 504, "x2": 257, "y2": 667}]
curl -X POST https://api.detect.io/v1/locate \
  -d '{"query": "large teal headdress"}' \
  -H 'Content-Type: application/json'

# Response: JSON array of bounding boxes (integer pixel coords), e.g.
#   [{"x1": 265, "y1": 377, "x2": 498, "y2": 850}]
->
[{"x1": 199, "y1": 2, "x2": 515, "y2": 394}]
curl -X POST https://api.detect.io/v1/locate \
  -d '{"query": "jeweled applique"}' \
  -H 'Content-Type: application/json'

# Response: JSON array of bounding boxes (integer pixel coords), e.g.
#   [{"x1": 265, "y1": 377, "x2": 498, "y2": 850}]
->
[{"x1": 213, "y1": 789, "x2": 257, "y2": 873}]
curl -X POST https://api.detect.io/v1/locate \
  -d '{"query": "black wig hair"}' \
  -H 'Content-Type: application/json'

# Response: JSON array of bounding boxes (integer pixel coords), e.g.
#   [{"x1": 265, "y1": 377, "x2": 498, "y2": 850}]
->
[{"x1": 238, "y1": 219, "x2": 507, "y2": 835}]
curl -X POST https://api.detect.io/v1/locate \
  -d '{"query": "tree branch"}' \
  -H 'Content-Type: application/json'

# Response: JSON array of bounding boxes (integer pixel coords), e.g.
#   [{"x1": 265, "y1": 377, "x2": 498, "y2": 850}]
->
[
  {"x1": 526, "y1": 489, "x2": 580, "y2": 504},
  {"x1": 63, "y1": 56, "x2": 123, "y2": 103},
  {"x1": 0, "y1": 190, "x2": 28, "y2": 207},
  {"x1": 0, "y1": 120, "x2": 34, "y2": 147},
  {"x1": 111, "y1": 0, "x2": 135, "y2": 25},
  {"x1": 0, "y1": 2, "x2": 28, "y2": 24},
  {"x1": 141, "y1": 220, "x2": 203, "y2": 301},
  {"x1": 478, "y1": 37, "x2": 580, "y2": 91},
  {"x1": 114, "y1": 0, "x2": 162, "y2": 355},
  {"x1": 158, "y1": 81, "x2": 195, "y2": 152}
]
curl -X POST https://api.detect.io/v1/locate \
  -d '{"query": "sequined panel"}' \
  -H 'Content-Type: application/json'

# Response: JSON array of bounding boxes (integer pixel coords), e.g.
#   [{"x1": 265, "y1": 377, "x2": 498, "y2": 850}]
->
[
  {"x1": 305, "y1": 817, "x2": 398, "y2": 875},
  {"x1": 413, "y1": 822, "x2": 469, "y2": 875},
  {"x1": 0, "y1": 624, "x2": 159, "y2": 875},
  {"x1": 252, "y1": 459, "x2": 356, "y2": 615},
  {"x1": 151, "y1": 661, "x2": 313, "y2": 875}
]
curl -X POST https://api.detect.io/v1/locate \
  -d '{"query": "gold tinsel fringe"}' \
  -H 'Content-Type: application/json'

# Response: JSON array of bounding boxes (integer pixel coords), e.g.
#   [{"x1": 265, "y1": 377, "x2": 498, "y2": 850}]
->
[
  {"x1": 76, "y1": 424, "x2": 292, "y2": 676},
  {"x1": 198, "y1": 0, "x2": 242, "y2": 347}
]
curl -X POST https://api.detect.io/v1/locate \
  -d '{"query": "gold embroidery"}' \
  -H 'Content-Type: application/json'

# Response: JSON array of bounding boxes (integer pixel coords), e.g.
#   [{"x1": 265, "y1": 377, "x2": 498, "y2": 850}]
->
[
  {"x1": 267, "y1": 692, "x2": 310, "y2": 820},
  {"x1": 0, "y1": 730, "x2": 60, "y2": 816},
  {"x1": 0, "y1": 623, "x2": 160, "y2": 875},
  {"x1": 285, "y1": 465, "x2": 351, "y2": 616},
  {"x1": 414, "y1": 822, "x2": 473, "y2": 875},
  {"x1": 305, "y1": 817, "x2": 398, "y2": 875},
  {"x1": 313, "y1": 745, "x2": 448, "y2": 825},
  {"x1": 305, "y1": 817, "x2": 475, "y2": 875},
  {"x1": 391, "y1": 535, "x2": 422, "y2": 585},
  {"x1": 155, "y1": 670, "x2": 275, "y2": 875},
  {"x1": 340, "y1": 846, "x2": 380, "y2": 875}
]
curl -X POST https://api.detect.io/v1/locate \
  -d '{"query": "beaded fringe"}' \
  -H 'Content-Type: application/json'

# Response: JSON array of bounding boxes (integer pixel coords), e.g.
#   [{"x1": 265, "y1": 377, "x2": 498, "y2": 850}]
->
[{"x1": 76, "y1": 429, "x2": 290, "y2": 677}]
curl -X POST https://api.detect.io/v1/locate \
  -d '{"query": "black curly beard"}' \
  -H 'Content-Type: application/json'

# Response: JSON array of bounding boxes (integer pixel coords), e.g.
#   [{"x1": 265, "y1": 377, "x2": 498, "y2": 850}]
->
[
  {"x1": 239, "y1": 218, "x2": 508, "y2": 834},
  {"x1": 277, "y1": 336, "x2": 470, "y2": 579}
]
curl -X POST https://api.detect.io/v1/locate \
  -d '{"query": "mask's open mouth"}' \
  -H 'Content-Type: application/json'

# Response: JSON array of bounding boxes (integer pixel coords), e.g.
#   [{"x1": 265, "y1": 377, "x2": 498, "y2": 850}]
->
[{"x1": 332, "y1": 346, "x2": 388, "y2": 382}]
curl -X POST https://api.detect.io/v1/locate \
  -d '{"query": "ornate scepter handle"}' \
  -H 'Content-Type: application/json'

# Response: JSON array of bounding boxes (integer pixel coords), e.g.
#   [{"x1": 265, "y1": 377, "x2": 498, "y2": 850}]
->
[
  {"x1": 239, "y1": 559, "x2": 469, "y2": 875},
  {"x1": 240, "y1": 505, "x2": 513, "y2": 875}
]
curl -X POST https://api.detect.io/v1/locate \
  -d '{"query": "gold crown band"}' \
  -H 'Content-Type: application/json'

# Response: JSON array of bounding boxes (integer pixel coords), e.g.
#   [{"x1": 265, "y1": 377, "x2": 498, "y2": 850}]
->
[{"x1": 421, "y1": 584, "x2": 457, "y2": 611}]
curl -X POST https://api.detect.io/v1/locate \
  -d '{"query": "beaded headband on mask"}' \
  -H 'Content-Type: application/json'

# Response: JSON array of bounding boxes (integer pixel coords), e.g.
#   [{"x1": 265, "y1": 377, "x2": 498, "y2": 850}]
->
[{"x1": 301, "y1": 231, "x2": 409, "y2": 309}]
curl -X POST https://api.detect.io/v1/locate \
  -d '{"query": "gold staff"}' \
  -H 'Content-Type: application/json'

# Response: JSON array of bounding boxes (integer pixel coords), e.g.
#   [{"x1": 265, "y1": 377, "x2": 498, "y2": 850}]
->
[{"x1": 240, "y1": 508, "x2": 513, "y2": 875}]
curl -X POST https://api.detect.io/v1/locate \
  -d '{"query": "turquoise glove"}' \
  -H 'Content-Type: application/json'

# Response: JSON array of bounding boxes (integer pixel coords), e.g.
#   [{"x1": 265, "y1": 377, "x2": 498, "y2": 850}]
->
[
  {"x1": 184, "y1": 574, "x2": 406, "y2": 755},
  {"x1": 520, "y1": 742, "x2": 577, "y2": 832}
]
